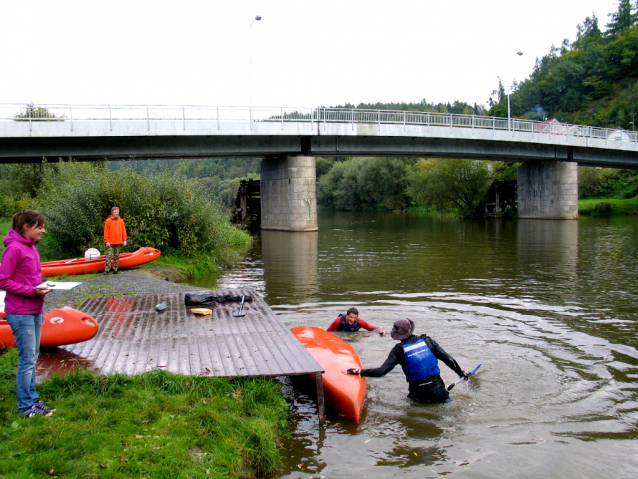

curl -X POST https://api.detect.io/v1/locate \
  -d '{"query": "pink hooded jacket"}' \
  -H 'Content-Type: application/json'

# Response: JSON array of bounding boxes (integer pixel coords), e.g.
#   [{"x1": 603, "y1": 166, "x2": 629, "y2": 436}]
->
[{"x1": 0, "y1": 228, "x2": 44, "y2": 314}]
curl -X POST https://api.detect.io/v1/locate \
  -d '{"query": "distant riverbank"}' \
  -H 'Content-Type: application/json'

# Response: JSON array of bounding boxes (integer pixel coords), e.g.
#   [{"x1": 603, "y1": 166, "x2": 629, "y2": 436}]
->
[{"x1": 578, "y1": 197, "x2": 638, "y2": 215}]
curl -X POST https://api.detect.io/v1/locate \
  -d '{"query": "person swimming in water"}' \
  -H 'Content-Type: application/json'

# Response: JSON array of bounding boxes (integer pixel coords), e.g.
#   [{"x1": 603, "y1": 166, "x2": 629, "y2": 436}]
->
[{"x1": 326, "y1": 307, "x2": 385, "y2": 335}]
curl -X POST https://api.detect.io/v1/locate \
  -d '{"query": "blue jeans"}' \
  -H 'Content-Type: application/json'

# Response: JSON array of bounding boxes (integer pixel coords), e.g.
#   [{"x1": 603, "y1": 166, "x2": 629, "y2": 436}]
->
[{"x1": 6, "y1": 313, "x2": 42, "y2": 413}]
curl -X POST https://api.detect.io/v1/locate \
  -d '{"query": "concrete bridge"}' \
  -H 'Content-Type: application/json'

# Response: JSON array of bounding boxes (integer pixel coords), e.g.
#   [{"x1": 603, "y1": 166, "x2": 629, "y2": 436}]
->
[{"x1": 2, "y1": 103, "x2": 638, "y2": 230}]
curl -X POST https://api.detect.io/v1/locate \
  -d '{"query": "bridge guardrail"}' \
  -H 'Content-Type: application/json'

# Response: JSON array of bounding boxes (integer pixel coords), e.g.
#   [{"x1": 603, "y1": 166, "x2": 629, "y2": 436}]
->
[{"x1": 1, "y1": 103, "x2": 636, "y2": 144}]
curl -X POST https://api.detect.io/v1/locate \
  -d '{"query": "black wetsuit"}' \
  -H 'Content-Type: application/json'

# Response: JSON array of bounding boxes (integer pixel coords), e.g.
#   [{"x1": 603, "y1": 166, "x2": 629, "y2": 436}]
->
[{"x1": 360, "y1": 334, "x2": 464, "y2": 403}]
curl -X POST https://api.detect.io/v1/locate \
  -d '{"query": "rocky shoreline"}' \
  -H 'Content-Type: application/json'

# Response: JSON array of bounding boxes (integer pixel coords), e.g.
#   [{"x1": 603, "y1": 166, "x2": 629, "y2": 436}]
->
[{"x1": 43, "y1": 265, "x2": 208, "y2": 313}]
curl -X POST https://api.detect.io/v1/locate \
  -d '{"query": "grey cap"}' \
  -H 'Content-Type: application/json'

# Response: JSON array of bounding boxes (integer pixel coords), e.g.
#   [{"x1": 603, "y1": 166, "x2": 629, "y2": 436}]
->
[{"x1": 390, "y1": 318, "x2": 415, "y2": 340}]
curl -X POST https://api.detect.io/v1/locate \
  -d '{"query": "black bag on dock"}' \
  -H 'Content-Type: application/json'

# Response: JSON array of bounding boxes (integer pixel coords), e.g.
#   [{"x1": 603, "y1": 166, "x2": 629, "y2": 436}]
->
[
  {"x1": 184, "y1": 292, "x2": 217, "y2": 306},
  {"x1": 184, "y1": 292, "x2": 253, "y2": 306}
]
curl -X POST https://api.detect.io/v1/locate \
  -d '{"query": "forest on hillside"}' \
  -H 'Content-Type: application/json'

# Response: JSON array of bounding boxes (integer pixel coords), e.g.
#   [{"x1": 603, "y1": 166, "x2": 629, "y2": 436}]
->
[{"x1": 490, "y1": 0, "x2": 638, "y2": 130}]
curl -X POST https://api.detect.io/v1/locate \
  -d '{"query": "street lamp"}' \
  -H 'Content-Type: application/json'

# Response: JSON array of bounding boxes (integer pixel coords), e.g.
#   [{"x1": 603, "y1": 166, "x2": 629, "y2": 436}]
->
[
  {"x1": 249, "y1": 15, "x2": 262, "y2": 110},
  {"x1": 507, "y1": 51, "x2": 523, "y2": 131}
]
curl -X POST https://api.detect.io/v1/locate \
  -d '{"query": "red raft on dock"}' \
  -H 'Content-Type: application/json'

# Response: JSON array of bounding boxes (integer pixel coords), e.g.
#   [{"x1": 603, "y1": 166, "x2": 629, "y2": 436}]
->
[
  {"x1": 0, "y1": 306, "x2": 99, "y2": 348},
  {"x1": 40, "y1": 247, "x2": 161, "y2": 277},
  {"x1": 291, "y1": 326, "x2": 366, "y2": 423}
]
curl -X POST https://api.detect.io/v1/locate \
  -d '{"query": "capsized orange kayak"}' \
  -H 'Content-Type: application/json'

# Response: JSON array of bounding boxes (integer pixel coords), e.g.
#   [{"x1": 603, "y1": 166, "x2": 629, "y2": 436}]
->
[
  {"x1": 0, "y1": 306, "x2": 99, "y2": 348},
  {"x1": 40, "y1": 247, "x2": 161, "y2": 277},
  {"x1": 291, "y1": 326, "x2": 366, "y2": 423}
]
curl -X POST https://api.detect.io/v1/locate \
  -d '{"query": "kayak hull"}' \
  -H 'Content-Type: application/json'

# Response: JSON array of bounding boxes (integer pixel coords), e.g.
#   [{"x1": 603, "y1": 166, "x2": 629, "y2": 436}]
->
[
  {"x1": 40, "y1": 247, "x2": 161, "y2": 277},
  {"x1": 0, "y1": 306, "x2": 99, "y2": 348},
  {"x1": 291, "y1": 326, "x2": 366, "y2": 423}
]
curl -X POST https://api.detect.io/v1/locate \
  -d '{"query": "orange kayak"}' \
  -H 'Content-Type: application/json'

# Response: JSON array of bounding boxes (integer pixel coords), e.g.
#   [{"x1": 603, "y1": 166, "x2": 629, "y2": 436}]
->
[
  {"x1": 0, "y1": 306, "x2": 99, "y2": 348},
  {"x1": 40, "y1": 247, "x2": 161, "y2": 277},
  {"x1": 291, "y1": 326, "x2": 366, "y2": 423}
]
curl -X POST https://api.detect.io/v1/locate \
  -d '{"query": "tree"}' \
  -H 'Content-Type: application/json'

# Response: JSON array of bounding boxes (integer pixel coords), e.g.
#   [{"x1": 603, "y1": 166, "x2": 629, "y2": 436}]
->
[
  {"x1": 317, "y1": 157, "x2": 414, "y2": 211},
  {"x1": 408, "y1": 159, "x2": 495, "y2": 217},
  {"x1": 357, "y1": 157, "x2": 413, "y2": 210},
  {"x1": 574, "y1": 14, "x2": 602, "y2": 48},
  {"x1": 13, "y1": 102, "x2": 64, "y2": 121},
  {"x1": 317, "y1": 157, "x2": 372, "y2": 210},
  {"x1": 606, "y1": 0, "x2": 637, "y2": 35}
]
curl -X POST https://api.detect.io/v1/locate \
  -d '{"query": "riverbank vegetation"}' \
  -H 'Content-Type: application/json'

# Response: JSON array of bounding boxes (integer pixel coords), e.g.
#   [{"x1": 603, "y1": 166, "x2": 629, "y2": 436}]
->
[
  {"x1": 0, "y1": 161, "x2": 251, "y2": 273},
  {"x1": 0, "y1": 349, "x2": 288, "y2": 478},
  {"x1": 316, "y1": 156, "x2": 519, "y2": 217},
  {"x1": 578, "y1": 167, "x2": 638, "y2": 215}
]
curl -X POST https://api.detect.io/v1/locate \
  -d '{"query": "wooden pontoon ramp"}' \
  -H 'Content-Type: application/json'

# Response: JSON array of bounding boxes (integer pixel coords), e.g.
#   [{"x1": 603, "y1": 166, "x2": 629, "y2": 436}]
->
[{"x1": 55, "y1": 288, "x2": 327, "y2": 422}]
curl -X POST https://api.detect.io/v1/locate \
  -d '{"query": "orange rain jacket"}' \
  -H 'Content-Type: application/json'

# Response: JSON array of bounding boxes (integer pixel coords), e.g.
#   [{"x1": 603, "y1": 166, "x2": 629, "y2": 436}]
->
[{"x1": 104, "y1": 216, "x2": 128, "y2": 245}]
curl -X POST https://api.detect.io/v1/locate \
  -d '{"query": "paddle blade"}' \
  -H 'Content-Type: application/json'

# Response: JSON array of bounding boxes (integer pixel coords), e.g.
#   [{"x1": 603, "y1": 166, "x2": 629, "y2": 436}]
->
[
  {"x1": 468, "y1": 363, "x2": 481, "y2": 377},
  {"x1": 447, "y1": 364, "x2": 481, "y2": 391}
]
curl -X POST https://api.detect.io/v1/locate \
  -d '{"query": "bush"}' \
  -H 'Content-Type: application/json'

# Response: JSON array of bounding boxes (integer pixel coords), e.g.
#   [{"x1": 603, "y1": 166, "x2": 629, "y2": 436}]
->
[
  {"x1": 36, "y1": 163, "x2": 249, "y2": 259},
  {"x1": 317, "y1": 157, "x2": 413, "y2": 210},
  {"x1": 579, "y1": 168, "x2": 638, "y2": 199},
  {"x1": 593, "y1": 201, "x2": 612, "y2": 213},
  {"x1": 408, "y1": 158, "x2": 494, "y2": 218},
  {"x1": 0, "y1": 191, "x2": 33, "y2": 220}
]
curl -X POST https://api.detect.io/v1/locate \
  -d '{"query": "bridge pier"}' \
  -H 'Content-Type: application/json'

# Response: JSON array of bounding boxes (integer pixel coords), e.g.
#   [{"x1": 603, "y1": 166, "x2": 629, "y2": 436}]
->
[
  {"x1": 260, "y1": 155, "x2": 318, "y2": 231},
  {"x1": 517, "y1": 161, "x2": 578, "y2": 219}
]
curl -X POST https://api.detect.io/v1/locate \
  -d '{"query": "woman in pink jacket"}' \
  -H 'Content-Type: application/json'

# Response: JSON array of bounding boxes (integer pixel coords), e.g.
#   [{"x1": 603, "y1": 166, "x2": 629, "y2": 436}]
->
[{"x1": 0, "y1": 210, "x2": 54, "y2": 417}]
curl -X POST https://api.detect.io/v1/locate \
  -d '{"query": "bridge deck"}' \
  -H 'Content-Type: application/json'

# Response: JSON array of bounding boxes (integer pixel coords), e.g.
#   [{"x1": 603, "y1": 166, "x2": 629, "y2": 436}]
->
[{"x1": 38, "y1": 289, "x2": 326, "y2": 420}]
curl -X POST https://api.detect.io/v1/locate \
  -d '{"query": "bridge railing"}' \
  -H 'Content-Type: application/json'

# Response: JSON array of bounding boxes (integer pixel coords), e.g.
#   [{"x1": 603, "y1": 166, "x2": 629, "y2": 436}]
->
[{"x1": 1, "y1": 103, "x2": 636, "y2": 144}]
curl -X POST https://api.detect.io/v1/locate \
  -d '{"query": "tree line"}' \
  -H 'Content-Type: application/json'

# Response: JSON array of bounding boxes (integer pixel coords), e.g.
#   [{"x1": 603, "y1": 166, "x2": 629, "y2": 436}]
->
[{"x1": 490, "y1": 0, "x2": 638, "y2": 130}]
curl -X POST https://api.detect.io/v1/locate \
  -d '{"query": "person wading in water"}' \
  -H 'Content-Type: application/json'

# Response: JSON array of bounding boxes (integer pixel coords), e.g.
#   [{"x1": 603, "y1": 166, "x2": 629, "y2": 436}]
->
[{"x1": 346, "y1": 318, "x2": 468, "y2": 403}]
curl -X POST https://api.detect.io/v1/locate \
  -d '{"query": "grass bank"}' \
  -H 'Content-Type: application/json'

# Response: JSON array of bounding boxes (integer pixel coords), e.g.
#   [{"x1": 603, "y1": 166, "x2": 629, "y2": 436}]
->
[
  {"x1": 578, "y1": 197, "x2": 638, "y2": 215},
  {"x1": 0, "y1": 349, "x2": 289, "y2": 478}
]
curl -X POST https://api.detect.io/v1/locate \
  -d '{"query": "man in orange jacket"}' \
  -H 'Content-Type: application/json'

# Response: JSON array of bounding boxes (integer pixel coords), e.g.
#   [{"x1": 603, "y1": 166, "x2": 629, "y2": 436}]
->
[{"x1": 103, "y1": 207, "x2": 127, "y2": 274}]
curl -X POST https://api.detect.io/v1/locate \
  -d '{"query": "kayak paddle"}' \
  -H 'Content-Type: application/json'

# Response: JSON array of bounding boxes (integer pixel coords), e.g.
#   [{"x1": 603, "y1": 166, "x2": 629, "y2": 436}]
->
[{"x1": 447, "y1": 363, "x2": 481, "y2": 391}]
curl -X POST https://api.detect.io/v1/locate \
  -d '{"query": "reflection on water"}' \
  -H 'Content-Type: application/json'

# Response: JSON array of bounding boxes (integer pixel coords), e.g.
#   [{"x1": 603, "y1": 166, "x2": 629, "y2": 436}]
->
[
  {"x1": 262, "y1": 230, "x2": 320, "y2": 304},
  {"x1": 199, "y1": 211, "x2": 638, "y2": 478}
]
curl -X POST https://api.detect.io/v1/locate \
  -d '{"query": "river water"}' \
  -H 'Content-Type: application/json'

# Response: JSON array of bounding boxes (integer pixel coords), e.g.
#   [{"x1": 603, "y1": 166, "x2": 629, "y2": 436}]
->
[{"x1": 192, "y1": 211, "x2": 638, "y2": 478}]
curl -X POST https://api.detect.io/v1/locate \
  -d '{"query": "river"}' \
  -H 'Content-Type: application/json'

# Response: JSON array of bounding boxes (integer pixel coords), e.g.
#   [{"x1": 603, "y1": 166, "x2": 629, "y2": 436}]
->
[{"x1": 192, "y1": 211, "x2": 638, "y2": 478}]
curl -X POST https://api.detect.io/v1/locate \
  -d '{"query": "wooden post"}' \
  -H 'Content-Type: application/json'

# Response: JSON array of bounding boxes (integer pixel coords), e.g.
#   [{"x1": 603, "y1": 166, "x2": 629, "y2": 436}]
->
[
  {"x1": 240, "y1": 182, "x2": 248, "y2": 228},
  {"x1": 315, "y1": 372, "x2": 326, "y2": 424}
]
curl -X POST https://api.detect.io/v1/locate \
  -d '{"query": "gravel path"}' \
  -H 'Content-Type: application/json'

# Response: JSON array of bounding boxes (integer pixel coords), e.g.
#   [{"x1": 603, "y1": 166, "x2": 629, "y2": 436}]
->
[{"x1": 43, "y1": 266, "x2": 208, "y2": 313}]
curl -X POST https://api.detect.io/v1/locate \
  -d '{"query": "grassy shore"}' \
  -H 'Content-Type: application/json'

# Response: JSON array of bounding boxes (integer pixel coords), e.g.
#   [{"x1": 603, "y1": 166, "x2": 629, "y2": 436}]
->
[
  {"x1": 578, "y1": 197, "x2": 638, "y2": 215},
  {"x1": 0, "y1": 349, "x2": 289, "y2": 478},
  {"x1": 1, "y1": 220, "x2": 290, "y2": 478}
]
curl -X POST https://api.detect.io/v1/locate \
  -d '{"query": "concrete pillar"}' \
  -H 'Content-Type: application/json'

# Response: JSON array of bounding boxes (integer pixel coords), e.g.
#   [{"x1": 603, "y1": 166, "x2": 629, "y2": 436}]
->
[
  {"x1": 260, "y1": 154, "x2": 318, "y2": 231},
  {"x1": 517, "y1": 161, "x2": 578, "y2": 219}
]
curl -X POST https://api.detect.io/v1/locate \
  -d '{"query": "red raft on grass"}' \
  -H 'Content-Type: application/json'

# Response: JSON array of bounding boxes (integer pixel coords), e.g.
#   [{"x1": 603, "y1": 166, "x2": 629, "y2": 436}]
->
[
  {"x1": 0, "y1": 306, "x2": 99, "y2": 348},
  {"x1": 40, "y1": 247, "x2": 161, "y2": 277},
  {"x1": 291, "y1": 326, "x2": 366, "y2": 423}
]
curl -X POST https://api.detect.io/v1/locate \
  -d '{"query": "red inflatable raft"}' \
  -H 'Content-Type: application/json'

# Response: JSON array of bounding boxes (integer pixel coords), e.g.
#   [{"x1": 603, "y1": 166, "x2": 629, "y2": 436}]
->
[
  {"x1": 40, "y1": 247, "x2": 161, "y2": 277},
  {"x1": 291, "y1": 326, "x2": 366, "y2": 423},
  {"x1": 0, "y1": 306, "x2": 99, "y2": 348}
]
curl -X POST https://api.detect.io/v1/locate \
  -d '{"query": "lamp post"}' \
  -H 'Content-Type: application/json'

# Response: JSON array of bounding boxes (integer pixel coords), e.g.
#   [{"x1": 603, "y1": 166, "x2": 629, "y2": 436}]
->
[
  {"x1": 249, "y1": 15, "x2": 262, "y2": 111},
  {"x1": 507, "y1": 51, "x2": 523, "y2": 131}
]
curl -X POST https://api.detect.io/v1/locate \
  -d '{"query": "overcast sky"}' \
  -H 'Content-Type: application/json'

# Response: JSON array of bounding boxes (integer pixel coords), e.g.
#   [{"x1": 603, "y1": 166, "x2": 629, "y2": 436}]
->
[{"x1": 0, "y1": 0, "x2": 622, "y2": 109}]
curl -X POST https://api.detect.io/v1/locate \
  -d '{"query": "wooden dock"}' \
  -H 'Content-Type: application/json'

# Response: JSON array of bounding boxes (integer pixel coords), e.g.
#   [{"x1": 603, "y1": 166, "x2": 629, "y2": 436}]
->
[{"x1": 49, "y1": 288, "x2": 327, "y2": 421}]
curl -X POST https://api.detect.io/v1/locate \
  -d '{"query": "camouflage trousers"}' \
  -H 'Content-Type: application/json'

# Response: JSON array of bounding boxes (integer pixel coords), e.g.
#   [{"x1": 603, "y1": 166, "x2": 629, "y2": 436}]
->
[{"x1": 105, "y1": 244, "x2": 122, "y2": 272}]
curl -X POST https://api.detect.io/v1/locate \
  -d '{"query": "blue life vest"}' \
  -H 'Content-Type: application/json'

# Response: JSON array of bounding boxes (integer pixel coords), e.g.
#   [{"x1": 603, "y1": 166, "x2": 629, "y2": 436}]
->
[
  {"x1": 403, "y1": 338, "x2": 440, "y2": 382},
  {"x1": 336, "y1": 314, "x2": 359, "y2": 332}
]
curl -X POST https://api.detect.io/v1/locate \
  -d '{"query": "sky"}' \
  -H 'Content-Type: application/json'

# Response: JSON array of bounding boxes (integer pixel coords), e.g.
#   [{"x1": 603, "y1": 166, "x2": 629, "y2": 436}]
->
[{"x1": 0, "y1": 0, "x2": 623, "y2": 110}]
